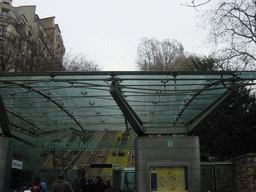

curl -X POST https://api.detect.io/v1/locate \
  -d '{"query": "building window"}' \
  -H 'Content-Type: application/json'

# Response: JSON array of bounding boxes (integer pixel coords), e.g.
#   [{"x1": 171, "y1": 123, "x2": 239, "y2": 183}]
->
[
  {"x1": 0, "y1": 39, "x2": 3, "y2": 50},
  {"x1": 28, "y1": 30, "x2": 32, "y2": 37},
  {"x1": 1, "y1": 9, "x2": 9, "y2": 18},
  {"x1": 0, "y1": 25, "x2": 6, "y2": 35}
]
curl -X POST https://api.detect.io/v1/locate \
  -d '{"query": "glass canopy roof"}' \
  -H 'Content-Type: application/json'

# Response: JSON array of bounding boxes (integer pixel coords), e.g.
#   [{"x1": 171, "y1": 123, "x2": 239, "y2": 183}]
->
[{"x1": 0, "y1": 71, "x2": 255, "y2": 142}]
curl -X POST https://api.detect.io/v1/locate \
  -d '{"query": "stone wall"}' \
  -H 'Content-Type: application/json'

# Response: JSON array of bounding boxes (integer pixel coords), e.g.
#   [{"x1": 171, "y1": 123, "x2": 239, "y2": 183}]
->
[
  {"x1": 201, "y1": 162, "x2": 235, "y2": 192},
  {"x1": 233, "y1": 153, "x2": 256, "y2": 192}
]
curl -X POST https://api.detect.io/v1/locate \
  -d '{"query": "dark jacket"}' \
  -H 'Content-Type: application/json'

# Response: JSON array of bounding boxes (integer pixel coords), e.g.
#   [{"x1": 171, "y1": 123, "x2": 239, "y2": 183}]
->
[
  {"x1": 82, "y1": 183, "x2": 94, "y2": 192},
  {"x1": 75, "y1": 177, "x2": 87, "y2": 192},
  {"x1": 94, "y1": 181, "x2": 104, "y2": 192},
  {"x1": 51, "y1": 179, "x2": 73, "y2": 192}
]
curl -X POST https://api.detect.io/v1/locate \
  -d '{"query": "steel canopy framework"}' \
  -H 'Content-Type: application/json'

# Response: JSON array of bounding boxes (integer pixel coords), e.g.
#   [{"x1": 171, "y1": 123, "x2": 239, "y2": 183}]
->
[{"x1": 0, "y1": 71, "x2": 255, "y2": 145}]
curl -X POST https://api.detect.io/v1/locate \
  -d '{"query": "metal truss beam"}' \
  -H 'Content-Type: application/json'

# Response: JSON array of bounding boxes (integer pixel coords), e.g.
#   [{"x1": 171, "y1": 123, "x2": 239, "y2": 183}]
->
[
  {"x1": 10, "y1": 128, "x2": 76, "y2": 146},
  {"x1": 0, "y1": 94, "x2": 11, "y2": 137},
  {"x1": 187, "y1": 90, "x2": 234, "y2": 133},
  {"x1": 110, "y1": 85, "x2": 145, "y2": 137},
  {"x1": 3, "y1": 80, "x2": 86, "y2": 132},
  {"x1": 144, "y1": 126, "x2": 187, "y2": 134}
]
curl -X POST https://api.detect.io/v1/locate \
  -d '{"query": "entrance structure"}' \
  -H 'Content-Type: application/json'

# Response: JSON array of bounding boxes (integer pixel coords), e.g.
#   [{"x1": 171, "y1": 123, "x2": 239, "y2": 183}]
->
[{"x1": 0, "y1": 71, "x2": 255, "y2": 191}]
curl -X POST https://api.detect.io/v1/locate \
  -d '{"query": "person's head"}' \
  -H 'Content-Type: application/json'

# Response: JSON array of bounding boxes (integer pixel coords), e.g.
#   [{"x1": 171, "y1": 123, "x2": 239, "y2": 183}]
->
[
  {"x1": 88, "y1": 179, "x2": 93, "y2": 184},
  {"x1": 104, "y1": 180, "x2": 111, "y2": 187},
  {"x1": 58, "y1": 174, "x2": 64, "y2": 180},
  {"x1": 95, "y1": 176, "x2": 102, "y2": 183},
  {"x1": 35, "y1": 176, "x2": 41, "y2": 183}
]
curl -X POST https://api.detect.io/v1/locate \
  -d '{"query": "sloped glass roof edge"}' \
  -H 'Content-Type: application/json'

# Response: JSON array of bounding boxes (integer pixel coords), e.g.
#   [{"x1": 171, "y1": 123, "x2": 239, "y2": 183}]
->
[
  {"x1": 1, "y1": 71, "x2": 256, "y2": 142},
  {"x1": 0, "y1": 70, "x2": 254, "y2": 76}
]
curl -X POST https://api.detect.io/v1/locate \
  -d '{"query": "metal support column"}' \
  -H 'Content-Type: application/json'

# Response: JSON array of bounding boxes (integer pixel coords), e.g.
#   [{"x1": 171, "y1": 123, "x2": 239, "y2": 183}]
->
[
  {"x1": 110, "y1": 84, "x2": 145, "y2": 136},
  {"x1": 0, "y1": 94, "x2": 11, "y2": 137},
  {"x1": 0, "y1": 94, "x2": 12, "y2": 191},
  {"x1": 0, "y1": 136, "x2": 12, "y2": 191}
]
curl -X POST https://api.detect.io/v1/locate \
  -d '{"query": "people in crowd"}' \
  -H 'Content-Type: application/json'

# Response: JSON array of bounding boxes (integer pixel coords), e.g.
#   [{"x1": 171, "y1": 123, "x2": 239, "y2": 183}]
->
[
  {"x1": 94, "y1": 176, "x2": 104, "y2": 192},
  {"x1": 103, "y1": 186, "x2": 124, "y2": 192},
  {"x1": 29, "y1": 176, "x2": 46, "y2": 192},
  {"x1": 49, "y1": 175, "x2": 118, "y2": 192},
  {"x1": 74, "y1": 177, "x2": 87, "y2": 192},
  {"x1": 81, "y1": 176, "x2": 111, "y2": 192},
  {"x1": 51, "y1": 174, "x2": 72, "y2": 192},
  {"x1": 82, "y1": 178, "x2": 94, "y2": 192},
  {"x1": 88, "y1": 177, "x2": 123, "y2": 192},
  {"x1": 103, "y1": 180, "x2": 112, "y2": 191}
]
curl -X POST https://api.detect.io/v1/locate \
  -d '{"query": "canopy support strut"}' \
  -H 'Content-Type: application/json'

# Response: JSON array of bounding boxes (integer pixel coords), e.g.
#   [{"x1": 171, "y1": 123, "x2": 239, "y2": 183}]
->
[
  {"x1": 110, "y1": 82, "x2": 145, "y2": 137},
  {"x1": 0, "y1": 94, "x2": 11, "y2": 137}
]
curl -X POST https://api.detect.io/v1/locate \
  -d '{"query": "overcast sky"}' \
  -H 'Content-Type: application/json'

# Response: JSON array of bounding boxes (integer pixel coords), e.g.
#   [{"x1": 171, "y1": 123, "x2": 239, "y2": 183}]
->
[{"x1": 12, "y1": 0, "x2": 211, "y2": 71}]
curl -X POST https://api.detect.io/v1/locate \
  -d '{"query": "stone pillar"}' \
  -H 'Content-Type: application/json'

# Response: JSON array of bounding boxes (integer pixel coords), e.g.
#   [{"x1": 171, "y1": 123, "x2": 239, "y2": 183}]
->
[
  {"x1": 234, "y1": 153, "x2": 256, "y2": 192},
  {"x1": 0, "y1": 136, "x2": 12, "y2": 192}
]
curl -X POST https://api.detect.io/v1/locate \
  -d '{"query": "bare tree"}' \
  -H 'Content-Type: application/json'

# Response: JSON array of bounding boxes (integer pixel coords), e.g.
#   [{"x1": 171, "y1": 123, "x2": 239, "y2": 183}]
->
[
  {"x1": 0, "y1": 9, "x2": 65, "y2": 72},
  {"x1": 136, "y1": 37, "x2": 159, "y2": 71},
  {"x1": 0, "y1": 31, "x2": 17, "y2": 72},
  {"x1": 181, "y1": 0, "x2": 212, "y2": 8},
  {"x1": 136, "y1": 37, "x2": 184, "y2": 71},
  {"x1": 204, "y1": 0, "x2": 256, "y2": 70},
  {"x1": 160, "y1": 39, "x2": 184, "y2": 70},
  {"x1": 63, "y1": 52, "x2": 101, "y2": 72},
  {"x1": 0, "y1": 28, "x2": 64, "y2": 72}
]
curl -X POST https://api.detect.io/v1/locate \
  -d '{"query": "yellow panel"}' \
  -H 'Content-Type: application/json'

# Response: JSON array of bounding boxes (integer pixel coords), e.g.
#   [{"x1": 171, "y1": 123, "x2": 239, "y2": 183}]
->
[{"x1": 150, "y1": 167, "x2": 188, "y2": 192}]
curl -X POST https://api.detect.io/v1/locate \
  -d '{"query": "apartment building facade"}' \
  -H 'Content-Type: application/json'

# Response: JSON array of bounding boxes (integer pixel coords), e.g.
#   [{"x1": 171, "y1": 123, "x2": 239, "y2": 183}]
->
[{"x1": 0, "y1": 0, "x2": 65, "y2": 72}]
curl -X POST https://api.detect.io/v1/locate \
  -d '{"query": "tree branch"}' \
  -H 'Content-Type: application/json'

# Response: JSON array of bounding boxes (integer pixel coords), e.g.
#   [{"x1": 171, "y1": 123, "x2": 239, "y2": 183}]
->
[{"x1": 181, "y1": 0, "x2": 211, "y2": 8}]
